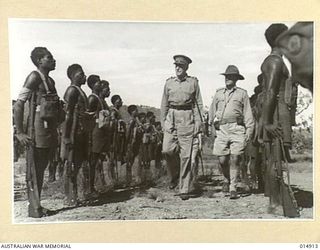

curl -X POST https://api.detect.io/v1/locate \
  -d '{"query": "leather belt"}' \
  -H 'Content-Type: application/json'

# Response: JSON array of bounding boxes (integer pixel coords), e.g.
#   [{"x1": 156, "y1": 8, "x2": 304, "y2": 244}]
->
[
  {"x1": 169, "y1": 104, "x2": 192, "y2": 110},
  {"x1": 219, "y1": 117, "x2": 238, "y2": 125}
]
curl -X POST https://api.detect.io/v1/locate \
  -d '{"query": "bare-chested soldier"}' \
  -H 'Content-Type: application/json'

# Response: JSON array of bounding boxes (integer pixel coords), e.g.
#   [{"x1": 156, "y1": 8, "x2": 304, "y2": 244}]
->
[
  {"x1": 61, "y1": 64, "x2": 93, "y2": 206},
  {"x1": 14, "y1": 47, "x2": 60, "y2": 217},
  {"x1": 261, "y1": 23, "x2": 295, "y2": 215}
]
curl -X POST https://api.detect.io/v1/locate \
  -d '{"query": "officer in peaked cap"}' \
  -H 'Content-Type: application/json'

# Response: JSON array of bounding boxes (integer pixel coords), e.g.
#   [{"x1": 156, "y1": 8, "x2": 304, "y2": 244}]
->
[
  {"x1": 209, "y1": 65, "x2": 254, "y2": 199},
  {"x1": 161, "y1": 54, "x2": 203, "y2": 200},
  {"x1": 173, "y1": 55, "x2": 192, "y2": 65}
]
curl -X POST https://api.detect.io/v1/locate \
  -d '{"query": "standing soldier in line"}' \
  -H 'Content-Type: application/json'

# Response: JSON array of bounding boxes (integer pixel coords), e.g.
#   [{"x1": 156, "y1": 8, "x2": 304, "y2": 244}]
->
[
  {"x1": 153, "y1": 121, "x2": 164, "y2": 178},
  {"x1": 148, "y1": 112, "x2": 157, "y2": 164},
  {"x1": 125, "y1": 104, "x2": 141, "y2": 186},
  {"x1": 244, "y1": 84, "x2": 263, "y2": 191},
  {"x1": 14, "y1": 47, "x2": 61, "y2": 217},
  {"x1": 87, "y1": 74, "x2": 103, "y2": 196},
  {"x1": 261, "y1": 23, "x2": 297, "y2": 215},
  {"x1": 161, "y1": 55, "x2": 203, "y2": 200},
  {"x1": 142, "y1": 111, "x2": 154, "y2": 169},
  {"x1": 109, "y1": 94, "x2": 126, "y2": 185},
  {"x1": 209, "y1": 65, "x2": 254, "y2": 199},
  {"x1": 91, "y1": 80, "x2": 112, "y2": 192},
  {"x1": 136, "y1": 112, "x2": 147, "y2": 184},
  {"x1": 61, "y1": 64, "x2": 94, "y2": 206}
]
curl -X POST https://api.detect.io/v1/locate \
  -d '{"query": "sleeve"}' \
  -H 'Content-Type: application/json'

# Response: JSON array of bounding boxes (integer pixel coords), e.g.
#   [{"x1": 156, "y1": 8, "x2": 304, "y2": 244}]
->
[
  {"x1": 243, "y1": 91, "x2": 254, "y2": 138},
  {"x1": 193, "y1": 79, "x2": 204, "y2": 123},
  {"x1": 160, "y1": 81, "x2": 169, "y2": 126},
  {"x1": 208, "y1": 94, "x2": 217, "y2": 126}
]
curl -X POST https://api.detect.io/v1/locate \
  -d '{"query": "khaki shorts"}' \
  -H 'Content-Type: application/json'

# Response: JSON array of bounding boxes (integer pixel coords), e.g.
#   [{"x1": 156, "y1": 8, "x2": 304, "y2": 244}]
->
[{"x1": 213, "y1": 122, "x2": 246, "y2": 156}]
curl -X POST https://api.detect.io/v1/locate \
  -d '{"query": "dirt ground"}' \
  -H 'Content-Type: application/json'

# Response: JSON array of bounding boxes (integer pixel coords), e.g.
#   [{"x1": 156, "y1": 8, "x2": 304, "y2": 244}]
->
[{"x1": 13, "y1": 147, "x2": 313, "y2": 223}]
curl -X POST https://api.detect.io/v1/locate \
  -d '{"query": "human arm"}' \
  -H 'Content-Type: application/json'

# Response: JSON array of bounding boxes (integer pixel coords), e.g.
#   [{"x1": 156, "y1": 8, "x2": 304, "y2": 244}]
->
[
  {"x1": 261, "y1": 56, "x2": 283, "y2": 138},
  {"x1": 208, "y1": 94, "x2": 217, "y2": 137},
  {"x1": 63, "y1": 86, "x2": 78, "y2": 145},
  {"x1": 14, "y1": 71, "x2": 41, "y2": 146},
  {"x1": 243, "y1": 92, "x2": 254, "y2": 143},
  {"x1": 160, "y1": 81, "x2": 169, "y2": 127},
  {"x1": 88, "y1": 95, "x2": 99, "y2": 113}
]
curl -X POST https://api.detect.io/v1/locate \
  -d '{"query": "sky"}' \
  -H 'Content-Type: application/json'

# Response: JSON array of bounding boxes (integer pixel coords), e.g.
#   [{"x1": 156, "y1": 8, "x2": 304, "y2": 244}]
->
[{"x1": 8, "y1": 19, "x2": 296, "y2": 109}]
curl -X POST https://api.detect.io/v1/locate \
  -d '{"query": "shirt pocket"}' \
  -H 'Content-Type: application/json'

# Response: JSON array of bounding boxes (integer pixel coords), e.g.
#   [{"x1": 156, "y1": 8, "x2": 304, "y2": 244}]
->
[
  {"x1": 216, "y1": 97, "x2": 225, "y2": 111},
  {"x1": 232, "y1": 99, "x2": 243, "y2": 111}
]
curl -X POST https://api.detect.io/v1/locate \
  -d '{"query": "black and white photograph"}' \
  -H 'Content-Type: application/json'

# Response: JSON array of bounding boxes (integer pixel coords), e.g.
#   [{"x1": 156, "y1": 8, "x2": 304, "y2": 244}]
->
[{"x1": 9, "y1": 19, "x2": 314, "y2": 223}]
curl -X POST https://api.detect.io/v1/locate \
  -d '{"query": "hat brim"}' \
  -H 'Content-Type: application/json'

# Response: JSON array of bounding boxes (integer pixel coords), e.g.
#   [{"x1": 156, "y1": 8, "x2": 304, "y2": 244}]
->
[
  {"x1": 221, "y1": 73, "x2": 244, "y2": 80},
  {"x1": 174, "y1": 62, "x2": 188, "y2": 66}
]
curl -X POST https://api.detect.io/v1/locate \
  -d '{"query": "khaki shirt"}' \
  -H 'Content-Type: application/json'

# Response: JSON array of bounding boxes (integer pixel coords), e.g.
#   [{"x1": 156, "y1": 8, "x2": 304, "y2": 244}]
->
[
  {"x1": 209, "y1": 86, "x2": 254, "y2": 136},
  {"x1": 160, "y1": 75, "x2": 203, "y2": 123}
]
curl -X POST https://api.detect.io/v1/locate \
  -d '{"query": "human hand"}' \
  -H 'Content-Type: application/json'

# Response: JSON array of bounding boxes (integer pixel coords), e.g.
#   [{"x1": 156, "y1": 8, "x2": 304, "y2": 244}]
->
[
  {"x1": 15, "y1": 133, "x2": 31, "y2": 146},
  {"x1": 264, "y1": 124, "x2": 282, "y2": 138},
  {"x1": 64, "y1": 138, "x2": 73, "y2": 148},
  {"x1": 245, "y1": 133, "x2": 251, "y2": 143}
]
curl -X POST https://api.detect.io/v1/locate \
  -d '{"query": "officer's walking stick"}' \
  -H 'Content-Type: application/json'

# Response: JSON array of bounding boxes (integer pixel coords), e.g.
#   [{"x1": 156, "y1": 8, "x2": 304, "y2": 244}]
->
[{"x1": 193, "y1": 96, "x2": 206, "y2": 178}]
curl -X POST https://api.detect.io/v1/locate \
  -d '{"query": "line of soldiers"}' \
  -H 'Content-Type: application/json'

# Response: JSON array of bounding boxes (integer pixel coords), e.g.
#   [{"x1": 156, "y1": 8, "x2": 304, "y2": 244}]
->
[{"x1": 14, "y1": 49, "x2": 164, "y2": 217}]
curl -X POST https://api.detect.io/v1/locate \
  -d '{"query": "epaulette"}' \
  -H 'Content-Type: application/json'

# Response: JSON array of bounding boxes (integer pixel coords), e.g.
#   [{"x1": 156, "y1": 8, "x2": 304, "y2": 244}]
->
[
  {"x1": 166, "y1": 76, "x2": 175, "y2": 81},
  {"x1": 236, "y1": 87, "x2": 247, "y2": 92},
  {"x1": 216, "y1": 87, "x2": 225, "y2": 92},
  {"x1": 188, "y1": 76, "x2": 198, "y2": 81}
]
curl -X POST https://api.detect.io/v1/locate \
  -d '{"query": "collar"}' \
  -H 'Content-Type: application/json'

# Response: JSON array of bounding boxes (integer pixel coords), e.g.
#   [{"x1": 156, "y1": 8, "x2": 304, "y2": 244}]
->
[
  {"x1": 175, "y1": 74, "x2": 188, "y2": 82},
  {"x1": 223, "y1": 86, "x2": 237, "y2": 93}
]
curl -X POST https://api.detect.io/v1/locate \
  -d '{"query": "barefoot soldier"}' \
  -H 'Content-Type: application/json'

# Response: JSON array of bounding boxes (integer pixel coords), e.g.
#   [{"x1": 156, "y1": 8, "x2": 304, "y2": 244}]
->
[
  {"x1": 14, "y1": 47, "x2": 61, "y2": 217},
  {"x1": 109, "y1": 94, "x2": 126, "y2": 185},
  {"x1": 261, "y1": 24, "x2": 300, "y2": 217},
  {"x1": 125, "y1": 105, "x2": 141, "y2": 186},
  {"x1": 88, "y1": 77, "x2": 112, "y2": 194},
  {"x1": 161, "y1": 55, "x2": 203, "y2": 200},
  {"x1": 61, "y1": 64, "x2": 94, "y2": 206}
]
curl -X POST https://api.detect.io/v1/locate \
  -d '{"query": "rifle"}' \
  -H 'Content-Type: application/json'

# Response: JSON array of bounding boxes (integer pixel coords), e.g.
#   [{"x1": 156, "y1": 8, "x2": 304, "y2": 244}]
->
[
  {"x1": 26, "y1": 92, "x2": 41, "y2": 217},
  {"x1": 198, "y1": 133, "x2": 205, "y2": 176},
  {"x1": 112, "y1": 120, "x2": 119, "y2": 182},
  {"x1": 274, "y1": 137, "x2": 300, "y2": 217}
]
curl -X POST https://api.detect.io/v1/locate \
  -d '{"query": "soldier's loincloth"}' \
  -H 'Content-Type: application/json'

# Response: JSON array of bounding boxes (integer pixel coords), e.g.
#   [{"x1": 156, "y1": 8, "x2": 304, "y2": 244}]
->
[
  {"x1": 34, "y1": 111, "x2": 58, "y2": 148},
  {"x1": 91, "y1": 125, "x2": 111, "y2": 153}
]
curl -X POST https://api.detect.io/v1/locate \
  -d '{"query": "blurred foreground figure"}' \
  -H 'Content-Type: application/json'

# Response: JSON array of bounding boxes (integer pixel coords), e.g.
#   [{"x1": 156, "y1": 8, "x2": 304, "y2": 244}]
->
[
  {"x1": 276, "y1": 22, "x2": 314, "y2": 94},
  {"x1": 261, "y1": 23, "x2": 300, "y2": 217}
]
